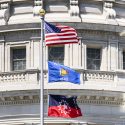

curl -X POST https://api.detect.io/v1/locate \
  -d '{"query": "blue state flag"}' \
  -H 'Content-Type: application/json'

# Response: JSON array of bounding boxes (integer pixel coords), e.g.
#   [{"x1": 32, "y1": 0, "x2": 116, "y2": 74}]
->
[{"x1": 48, "y1": 61, "x2": 80, "y2": 84}]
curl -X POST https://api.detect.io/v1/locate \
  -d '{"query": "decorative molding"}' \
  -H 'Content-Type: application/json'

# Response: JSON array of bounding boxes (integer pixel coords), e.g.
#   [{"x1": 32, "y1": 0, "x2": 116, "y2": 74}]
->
[
  {"x1": 78, "y1": 95, "x2": 123, "y2": 105},
  {"x1": 47, "y1": 89, "x2": 125, "y2": 105},
  {"x1": 0, "y1": 2, "x2": 10, "y2": 24},
  {"x1": 83, "y1": 70, "x2": 115, "y2": 82},
  {"x1": 69, "y1": 0, "x2": 79, "y2": 17},
  {"x1": 103, "y1": 1, "x2": 116, "y2": 19},
  {"x1": 0, "y1": 90, "x2": 123, "y2": 106},
  {"x1": 33, "y1": 0, "x2": 43, "y2": 16},
  {"x1": 0, "y1": 69, "x2": 39, "y2": 84},
  {"x1": 0, "y1": 94, "x2": 40, "y2": 105}
]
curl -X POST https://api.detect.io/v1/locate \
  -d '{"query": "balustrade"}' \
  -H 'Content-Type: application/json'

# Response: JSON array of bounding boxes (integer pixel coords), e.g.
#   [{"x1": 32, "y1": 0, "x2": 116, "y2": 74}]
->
[
  {"x1": 0, "y1": 69, "x2": 125, "y2": 85},
  {"x1": 83, "y1": 70, "x2": 115, "y2": 82},
  {"x1": 0, "y1": 69, "x2": 39, "y2": 84}
]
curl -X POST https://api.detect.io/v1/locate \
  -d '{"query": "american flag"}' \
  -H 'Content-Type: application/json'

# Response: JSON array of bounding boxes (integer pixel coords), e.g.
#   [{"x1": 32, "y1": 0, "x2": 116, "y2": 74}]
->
[{"x1": 44, "y1": 21, "x2": 79, "y2": 46}]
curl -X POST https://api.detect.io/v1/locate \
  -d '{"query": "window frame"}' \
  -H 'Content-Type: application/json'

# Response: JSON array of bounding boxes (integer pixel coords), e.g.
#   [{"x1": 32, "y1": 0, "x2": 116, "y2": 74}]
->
[
  {"x1": 87, "y1": 47, "x2": 101, "y2": 70},
  {"x1": 11, "y1": 46, "x2": 26, "y2": 71},
  {"x1": 48, "y1": 45, "x2": 64, "y2": 64}
]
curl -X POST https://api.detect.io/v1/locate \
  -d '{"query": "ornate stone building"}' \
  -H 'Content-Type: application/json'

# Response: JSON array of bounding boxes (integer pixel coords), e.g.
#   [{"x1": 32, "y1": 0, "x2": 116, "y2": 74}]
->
[{"x1": 0, "y1": 0, "x2": 125, "y2": 125}]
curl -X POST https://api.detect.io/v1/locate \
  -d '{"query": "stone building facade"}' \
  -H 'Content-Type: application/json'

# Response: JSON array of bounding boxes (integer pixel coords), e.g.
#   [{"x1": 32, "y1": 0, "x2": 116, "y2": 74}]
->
[{"x1": 0, "y1": 0, "x2": 125, "y2": 125}]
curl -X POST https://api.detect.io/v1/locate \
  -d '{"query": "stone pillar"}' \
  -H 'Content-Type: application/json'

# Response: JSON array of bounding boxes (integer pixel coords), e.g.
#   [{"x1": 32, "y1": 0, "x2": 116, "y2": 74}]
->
[
  {"x1": 81, "y1": 40, "x2": 87, "y2": 69},
  {"x1": 100, "y1": 43, "x2": 108, "y2": 70},
  {"x1": 64, "y1": 44, "x2": 70, "y2": 65},
  {"x1": 69, "y1": 44, "x2": 73, "y2": 66},
  {"x1": 30, "y1": 38, "x2": 40, "y2": 69},
  {"x1": 119, "y1": 45, "x2": 123, "y2": 70},
  {"x1": 72, "y1": 41, "x2": 82, "y2": 67},
  {"x1": 108, "y1": 41, "x2": 118, "y2": 70},
  {"x1": 0, "y1": 36, "x2": 5, "y2": 72},
  {"x1": 5, "y1": 43, "x2": 10, "y2": 72}
]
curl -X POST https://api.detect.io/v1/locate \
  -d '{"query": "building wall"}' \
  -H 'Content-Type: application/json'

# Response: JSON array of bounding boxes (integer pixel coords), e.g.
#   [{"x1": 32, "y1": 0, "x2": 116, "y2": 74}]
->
[{"x1": 0, "y1": 0, "x2": 125, "y2": 125}]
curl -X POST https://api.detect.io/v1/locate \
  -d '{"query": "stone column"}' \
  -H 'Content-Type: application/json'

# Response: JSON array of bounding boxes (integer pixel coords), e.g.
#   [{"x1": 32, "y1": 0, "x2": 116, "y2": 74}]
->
[
  {"x1": 72, "y1": 41, "x2": 82, "y2": 67},
  {"x1": 5, "y1": 43, "x2": 10, "y2": 72},
  {"x1": 118, "y1": 45, "x2": 123, "y2": 69},
  {"x1": 30, "y1": 37, "x2": 40, "y2": 69},
  {"x1": 108, "y1": 41, "x2": 118, "y2": 70},
  {"x1": 64, "y1": 44, "x2": 70, "y2": 65},
  {"x1": 100, "y1": 43, "x2": 108, "y2": 71},
  {"x1": 0, "y1": 36, "x2": 5, "y2": 72},
  {"x1": 81, "y1": 40, "x2": 87, "y2": 69}
]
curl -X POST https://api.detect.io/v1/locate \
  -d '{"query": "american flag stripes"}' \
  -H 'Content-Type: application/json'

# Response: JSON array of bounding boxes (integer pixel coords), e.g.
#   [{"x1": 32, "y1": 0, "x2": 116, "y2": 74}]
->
[{"x1": 45, "y1": 21, "x2": 79, "y2": 46}]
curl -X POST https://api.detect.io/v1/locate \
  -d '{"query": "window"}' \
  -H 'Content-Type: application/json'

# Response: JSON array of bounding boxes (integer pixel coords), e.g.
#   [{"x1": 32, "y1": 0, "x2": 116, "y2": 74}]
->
[
  {"x1": 87, "y1": 48, "x2": 101, "y2": 70},
  {"x1": 12, "y1": 48, "x2": 26, "y2": 71},
  {"x1": 123, "y1": 52, "x2": 125, "y2": 69},
  {"x1": 48, "y1": 46, "x2": 64, "y2": 64}
]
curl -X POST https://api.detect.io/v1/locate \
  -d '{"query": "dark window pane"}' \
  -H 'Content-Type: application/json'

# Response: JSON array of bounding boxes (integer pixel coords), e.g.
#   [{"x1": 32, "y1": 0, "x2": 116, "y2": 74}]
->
[
  {"x1": 12, "y1": 48, "x2": 26, "y2": 71},
  {"x1": 13, "y1": 49, "x2": 26, "y2": 59},
  {"x1": 87, "y1": 48, "x2": 101, "y2": 70},
  {"x1": 48, "y1": 46, "x2": 64, "y2": 64}
]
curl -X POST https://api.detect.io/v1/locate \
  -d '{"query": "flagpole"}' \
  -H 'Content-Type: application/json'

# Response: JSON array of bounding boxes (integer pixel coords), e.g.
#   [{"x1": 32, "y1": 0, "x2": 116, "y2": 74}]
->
[{"x1": 39, "y1": 8, "x2": 45, "y2": 125}]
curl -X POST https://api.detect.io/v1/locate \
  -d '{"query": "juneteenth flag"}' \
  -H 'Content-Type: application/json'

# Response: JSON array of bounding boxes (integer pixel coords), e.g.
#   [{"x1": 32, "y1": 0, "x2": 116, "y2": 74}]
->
[
  {"x1": 48, "y1": 94, "x2": 82, "y2": 118},
  {"x1": 48, "y1": 61, "x2": 80, "y2": 84},
  {"x1": 45, "y1": 21, "x2": 79, "y2": 46}
]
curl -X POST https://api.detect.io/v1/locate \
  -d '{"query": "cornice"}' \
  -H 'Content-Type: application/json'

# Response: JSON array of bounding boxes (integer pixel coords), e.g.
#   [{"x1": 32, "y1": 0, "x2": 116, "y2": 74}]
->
[
  {"x1": 78, "y1": 95, "x2": 123, "y2": 105},
  {"x1": 0, "y1": 23, "x2": 41, "y2": 33},
  {"x1": 0, "y1": 90, "x2": 40, "y2": 105},
  {"x1": 0, "y1": 22, "x2": 124, "y2": 35},
  {"x1": 47, "y1": 89, "x2": 125, "y2": 106},
  {"x1": 0, "y1": 89, "x2": 124, "y2": 106},
  {"x1": 0, "y1": 94, "x2": 122, "y2": 106}
]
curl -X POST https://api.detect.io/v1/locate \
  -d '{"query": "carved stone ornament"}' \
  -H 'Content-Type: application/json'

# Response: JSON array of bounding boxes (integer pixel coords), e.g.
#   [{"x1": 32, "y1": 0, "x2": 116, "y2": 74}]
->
[
  {"x1": 69, "y1": 0, "x2": 79, "y2": 17},
  {"x1": 0, "y1": 2, "x2": 10, "y2": 24},
  {"x1": 33, "y1": 0, "x2": 43, "y2": 16},
  {"x1": 103, "y1": 2, "x2": 116, "y2": 19}
]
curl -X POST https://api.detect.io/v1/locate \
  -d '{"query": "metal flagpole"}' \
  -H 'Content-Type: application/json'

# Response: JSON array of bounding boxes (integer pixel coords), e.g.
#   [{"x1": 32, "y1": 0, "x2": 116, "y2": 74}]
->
[{"x1": 39, "y1": 8, "x2": 45, "y2": 125}]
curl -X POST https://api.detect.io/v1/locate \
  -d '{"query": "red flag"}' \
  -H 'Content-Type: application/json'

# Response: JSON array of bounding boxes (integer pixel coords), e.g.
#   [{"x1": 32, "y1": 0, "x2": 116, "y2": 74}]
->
[
  {"x1": 48, "y1": 94, "x2": 82, "y2": 118},
  {"x1": 45, "y1": 21, "x2": 79, "y2": 46}
]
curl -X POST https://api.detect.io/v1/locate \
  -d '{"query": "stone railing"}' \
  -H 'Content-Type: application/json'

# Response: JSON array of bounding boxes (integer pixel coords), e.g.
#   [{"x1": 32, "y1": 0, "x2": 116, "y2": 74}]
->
[
  {"x1": 0, "y1": 69, "x2": 117, "y2": 84},
  {"x1": 82, "y1": 70, "x2": 115, "y2": 82},
  {"x1": 0, "y1": 69, "x2": 125, "y2": 85},
  {"x1": 0, "y1": 69, "x2": 39, "y2": 84}
]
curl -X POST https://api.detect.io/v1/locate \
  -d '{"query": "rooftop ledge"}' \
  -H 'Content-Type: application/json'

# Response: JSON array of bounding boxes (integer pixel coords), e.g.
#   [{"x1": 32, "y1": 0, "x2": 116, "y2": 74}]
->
[
  {"x1": 0, "y1": 0, "x2": 28, "y2": 3},
  {"x1": 0, "y1": 22, "x2": 125, "y2": 34}
]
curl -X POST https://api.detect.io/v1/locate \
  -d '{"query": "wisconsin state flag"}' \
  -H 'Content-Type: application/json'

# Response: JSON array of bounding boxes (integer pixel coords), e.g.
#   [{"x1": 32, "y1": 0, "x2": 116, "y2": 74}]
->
[
  {"x1": 48, "y1": 61, "x2": 80, "y2": 84},
  {"x1": 48, "y1": 94, "x2": 82, "y2": 118}
]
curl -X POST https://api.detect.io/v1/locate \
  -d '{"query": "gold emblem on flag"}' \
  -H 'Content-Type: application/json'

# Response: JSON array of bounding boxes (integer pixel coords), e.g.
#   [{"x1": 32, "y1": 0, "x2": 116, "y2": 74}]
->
[{"x1": 60, "y1": 69, "x2": 68, "y2": 76}]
